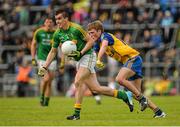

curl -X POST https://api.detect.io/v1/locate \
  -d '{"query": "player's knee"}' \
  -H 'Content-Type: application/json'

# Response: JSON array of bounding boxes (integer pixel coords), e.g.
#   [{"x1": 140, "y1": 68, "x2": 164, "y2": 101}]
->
[
  {"x1": 74, "y1": 80, "x2": 82, "y2": 88},
  {"x1": 115, "y1": 77, "x2": 125, "y2": 86},
  {"x1": 91, "y1": 86, "x2": 101, "y2": 93},
  {"x1": 43, "y1": 77, "x2": 49, "y2": 83}
]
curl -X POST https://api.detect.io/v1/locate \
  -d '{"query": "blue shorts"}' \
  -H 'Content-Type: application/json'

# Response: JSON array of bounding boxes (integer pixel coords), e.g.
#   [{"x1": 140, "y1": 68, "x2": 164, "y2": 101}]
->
[{"x1": 123, "y1": 55, "x2": 143, "y2": 81}]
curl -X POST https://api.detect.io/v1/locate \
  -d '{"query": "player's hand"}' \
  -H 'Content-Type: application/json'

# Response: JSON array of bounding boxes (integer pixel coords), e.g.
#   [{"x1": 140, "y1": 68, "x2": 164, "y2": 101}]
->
[
  {"x1": 96, "y1": 60, "x2": 105, "y2": 70},
  {"x1": 38, "y1": 67, "x2": 47, "y2": 77},
  {"x1": 31, "y1": 59, "x2": 37, "y2": 66},
  {"x1": 67, "y1": 51, "x2": 81, "y2": 58}
]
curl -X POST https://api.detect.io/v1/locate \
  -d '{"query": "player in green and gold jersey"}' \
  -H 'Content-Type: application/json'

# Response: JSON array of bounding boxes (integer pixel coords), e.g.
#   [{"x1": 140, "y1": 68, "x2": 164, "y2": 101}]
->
[
  {"x1": 31, "y1": 18, "x2": 56, "y2": 106},
  {"x1": 38, "y1": 8, "x2": 133, "y2": 120}
]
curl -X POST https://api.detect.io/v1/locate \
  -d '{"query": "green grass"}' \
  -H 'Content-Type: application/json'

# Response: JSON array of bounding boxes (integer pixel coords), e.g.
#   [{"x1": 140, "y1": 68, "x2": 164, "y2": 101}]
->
[{"x1": 0, "y1": 96, "x2": 180, "y2": 126}]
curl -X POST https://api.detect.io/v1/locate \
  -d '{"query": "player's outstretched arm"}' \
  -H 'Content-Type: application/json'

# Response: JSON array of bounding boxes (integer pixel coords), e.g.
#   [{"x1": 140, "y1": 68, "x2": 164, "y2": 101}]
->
[
  {"x1": 31, "y1": 38, "x2": 38, "y2": 66},
  {"x1": 38, "y1": 47, "x2": 57, "y2": 77},
  {"x1": 44, "y1": 47, "x2": 57, "y2": 68},
  {"x1": 80, "y1": 33, "x2": 94, "y2": 55},
  {"x1": 96, "y1": 40, "x2": 108, "y2": 70},
  {"x1": 97, "y1": 40, "x2": 108, "y2": 61}
]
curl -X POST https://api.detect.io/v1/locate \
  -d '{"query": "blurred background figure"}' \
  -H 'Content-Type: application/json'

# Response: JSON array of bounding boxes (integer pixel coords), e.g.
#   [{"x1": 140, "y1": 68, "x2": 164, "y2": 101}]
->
[{"x1": 16, "y1": 58, "x2": 33, "y2": 97}]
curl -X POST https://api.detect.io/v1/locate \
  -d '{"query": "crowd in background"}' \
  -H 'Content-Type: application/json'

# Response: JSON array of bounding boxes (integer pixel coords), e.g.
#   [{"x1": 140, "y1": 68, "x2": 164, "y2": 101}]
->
[{"x1": 0, "y1": 0, "x2": 180, "y2": 96}]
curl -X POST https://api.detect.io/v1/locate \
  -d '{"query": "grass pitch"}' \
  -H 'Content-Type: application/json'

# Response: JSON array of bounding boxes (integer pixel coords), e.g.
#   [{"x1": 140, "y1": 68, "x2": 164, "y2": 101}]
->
[{"x1": 0, "y1": 96, "x2": 180, "y2": 126}]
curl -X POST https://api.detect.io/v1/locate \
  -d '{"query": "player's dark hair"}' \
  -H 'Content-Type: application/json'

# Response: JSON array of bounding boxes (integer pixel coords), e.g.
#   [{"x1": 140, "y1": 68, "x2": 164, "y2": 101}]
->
[
  {"x1": 46, "y1": 15, "x2": 53, "y2": 20},
  {"x1": 55, "y1": 8, "x2": 69, "y2": 19},
  {"x1": 87, "y1": 20, "x2": 104, "y2": 32}
]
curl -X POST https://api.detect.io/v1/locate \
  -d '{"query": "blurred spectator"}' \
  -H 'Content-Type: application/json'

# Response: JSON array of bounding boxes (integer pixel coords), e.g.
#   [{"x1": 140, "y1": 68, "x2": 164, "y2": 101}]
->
[
  {"x1": 176, "y1": 17, "x2": 180, "y2": 48},
  {"x1": 163, "y1": 48, "x2": 176, "y2": 76},
  {"x1": 161, "y1": 10, "x2": 174, "y2": 43},
  {"x1": 16, "y1": 59, "x2": 33, "y2": 97},
  {"x1": 144, "y1": 75, "x2": 176, "y2": 96},
  {"x1": 150, "y1": 29, "x2": 163, "y2": 49},
  {"x1": 15, "y1": 1, "x2": 29, "y2": 25},
  {"x1": 123, "y1": 33, "x2": 132, "y2": 44},
  {"x1": 152, "y1": 10, "x2": 163, "y2": 24},
  {"x1": 99, "y1": 11, "x2": 111, "y2": 26},
  {"x1": 114, "y1": 31, "x2": 123, "y2": 39},
  {"x1": 41, "y1": 0, "x2": 51, "y2": 6},
  {"x1": 112, "y1": 12, "x2": 122, "y2": 25},
  {"x1": 141, "y1": 29, "x2": 151, "y2": 51},
  {"x1": 123, "y1": 11, "x2": 136, "y2": 24}
]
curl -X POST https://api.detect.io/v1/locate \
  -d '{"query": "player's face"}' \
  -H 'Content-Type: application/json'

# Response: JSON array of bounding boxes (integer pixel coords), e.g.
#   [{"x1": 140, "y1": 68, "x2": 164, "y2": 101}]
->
[
  {"x1": 55, "y1": 13, "x2": 67, "y2": 29},
  {"x1": 44, "y1": 19, "x2": 53, "y2": 30},
  {"x1": 88, "y1": 29, "x2": 101, "y2": 41}
]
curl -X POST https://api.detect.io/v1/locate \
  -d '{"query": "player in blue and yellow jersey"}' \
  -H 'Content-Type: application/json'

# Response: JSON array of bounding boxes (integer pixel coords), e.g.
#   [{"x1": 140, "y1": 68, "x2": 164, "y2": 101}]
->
[
  {"x1": 31, "y1": 18, "x2": 56, "y2": 106},
  {"x1": 38, "y1": 8, "x2": 133, "y2": 120},
  {"x1": 87, "y1": 20, "x2": 166, "y2": 118}
]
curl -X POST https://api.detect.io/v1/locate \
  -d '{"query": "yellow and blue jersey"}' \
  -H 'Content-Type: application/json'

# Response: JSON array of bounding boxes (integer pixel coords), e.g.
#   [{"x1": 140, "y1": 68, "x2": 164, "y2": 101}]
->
[
  {"x1": 94, "y1": 32, "x2": 143, "y2": 80},
  {"x1": 94, "y1": 32, "x2": 140, "y2": 64}
]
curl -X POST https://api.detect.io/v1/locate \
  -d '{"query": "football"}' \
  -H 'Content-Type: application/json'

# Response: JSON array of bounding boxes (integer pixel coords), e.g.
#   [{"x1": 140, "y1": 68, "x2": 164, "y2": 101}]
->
[{"x1": 61, "y1": 41, "x2": 77, "y2": 55}]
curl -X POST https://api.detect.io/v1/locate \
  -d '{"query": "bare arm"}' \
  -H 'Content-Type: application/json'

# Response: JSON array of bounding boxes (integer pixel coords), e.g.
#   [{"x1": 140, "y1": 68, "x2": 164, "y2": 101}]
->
[
  {"x1": 59, "y1": 44, "x2": 65, "y2": 67},
  {"x1": 31, "y1": 39, "x2": 36, "y2": 59},
  {"x1": 43, "y1": 47, "x2": 57, "y2": 68},
  {"x1": 80, "y1": 33, "x2": 95, "y2": 55},
  {"x1": 97, "y1": 40, "x2": 108, "y2": 61}
]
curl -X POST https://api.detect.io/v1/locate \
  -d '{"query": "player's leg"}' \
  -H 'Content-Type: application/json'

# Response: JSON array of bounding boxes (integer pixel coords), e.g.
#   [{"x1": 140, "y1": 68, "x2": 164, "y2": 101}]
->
[
  {"x1": 38, "y1": 60, "x2": 47, "y2": 105},
  {"x1": 43, "y1": 71, "x2": 55, "y2": 106},
  {"x1": 83, "y1": 85, "x2": 102, "y2": 105},
  {"x1": 115, "y1": 57, "x2": 148, "y2": 111},
  {"x1": 67, "y1": 66, "x2": 91, "y2": 120},
  {"x1": 84, "y1": 73, "x2": 133, "y2": 112},
  {"x1": 116, "y1": 67, "x2": 141, "y2": 98},
  {"x1": 131, "y1": 79, "x2": 166, "y2": 118},
  {"x1": 39, "y1": 74, "x2": 49, "y2": 106},
  {"x1": 92, "y1": 91, "x2": 101, "y2": 105},
  {"x1": 43, "y1": 60, "x2": 56, "y2": 106}
]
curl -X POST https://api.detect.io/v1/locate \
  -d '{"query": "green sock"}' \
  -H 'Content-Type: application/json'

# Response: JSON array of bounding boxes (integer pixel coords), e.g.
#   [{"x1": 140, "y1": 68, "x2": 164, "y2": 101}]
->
[
  {"x1": 74, "y1": 108, "x2": 81, "y2": 116},
  {"x1": 40, "y1": 93, "x2": 44, "y2": 103},
  {"x1": 44, "y1": 97, "x2": 50, "y2": 106},
  {"x1": 117, "y1": 90, "x2": 128, "y2": 101}
]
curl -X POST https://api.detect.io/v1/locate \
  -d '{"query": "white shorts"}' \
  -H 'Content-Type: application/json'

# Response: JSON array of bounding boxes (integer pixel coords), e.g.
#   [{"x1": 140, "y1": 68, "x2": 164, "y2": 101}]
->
[
  {"x1": 38, "y1": 60, "x2": 57, "y2": 71},
  {"x1": 76, "y1": 52, "x2": 96, "y2": 73}
]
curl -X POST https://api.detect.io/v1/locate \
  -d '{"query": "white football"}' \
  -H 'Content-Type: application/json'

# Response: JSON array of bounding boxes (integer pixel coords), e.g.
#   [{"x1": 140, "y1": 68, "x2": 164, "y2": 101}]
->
[{"x1": 61, "y1": 41, "x2": 77, "y2": 55}]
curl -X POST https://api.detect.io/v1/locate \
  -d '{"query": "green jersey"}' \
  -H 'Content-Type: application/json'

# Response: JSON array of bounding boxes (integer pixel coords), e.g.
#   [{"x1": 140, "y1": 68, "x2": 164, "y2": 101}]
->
[
  {"x1": 33, "y1": 28, "x2": 54, "y2": 60},
  {"x1": 52, "y1": 22, "x2": 93, "y2": 61}
]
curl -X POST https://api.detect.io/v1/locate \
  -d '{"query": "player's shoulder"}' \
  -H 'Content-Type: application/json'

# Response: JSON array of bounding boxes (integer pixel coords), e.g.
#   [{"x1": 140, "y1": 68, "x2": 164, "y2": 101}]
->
[
  {"x1": 70, "y1": 22, "x2": 83, "y2": 29},
  {"x1": 100, "y1": 32, "x2": 113, "y2": 40},
  {"x1": 70, "y1": 22, "x2": 87, "y2": 37},
  {"x1": 33, "y1": 27, "x2": 45, "y2": 35},
  {"x1": 53, "y1": 28, "x2": 61, "y2": 36}
]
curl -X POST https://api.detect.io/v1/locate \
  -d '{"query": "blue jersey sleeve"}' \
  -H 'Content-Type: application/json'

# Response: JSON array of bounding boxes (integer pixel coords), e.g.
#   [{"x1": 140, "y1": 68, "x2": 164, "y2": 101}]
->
[
  {"x1": 100, "y1": 33, "x2": 114, "y2": 45},
  {"x1": 93, "y1": 42, "x2": 100, "y2": 52}
]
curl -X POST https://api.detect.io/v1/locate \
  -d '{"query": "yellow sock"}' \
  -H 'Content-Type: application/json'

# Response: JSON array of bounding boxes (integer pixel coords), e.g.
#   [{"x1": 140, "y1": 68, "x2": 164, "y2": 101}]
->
[
  {"x1": 113, "y1": 90, "x2": 118, "y2": 97},
  {"x1": 74, "y1": 103, "x2": 81, "y2": 109}
]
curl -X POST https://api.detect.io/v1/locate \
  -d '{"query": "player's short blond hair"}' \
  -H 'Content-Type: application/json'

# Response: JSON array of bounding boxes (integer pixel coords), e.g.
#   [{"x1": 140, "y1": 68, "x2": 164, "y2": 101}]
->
[{"x1": 87, "y1": 20, "x2": 104, "y2": 32}]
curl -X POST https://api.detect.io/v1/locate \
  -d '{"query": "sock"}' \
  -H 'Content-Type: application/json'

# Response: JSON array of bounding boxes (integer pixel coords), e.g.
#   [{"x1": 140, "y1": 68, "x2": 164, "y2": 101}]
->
[
  {"x1": 40, "y1": 93, "x2": 44, "y2": 103},
  {"x1": 74, "y1": 103, "x2": 81, "y2": 116},
  {"x1": 154, "y1": 107, "x2": 162, "y2": 114},
  {"x1": 44, "y1": 97, "x2": 50, "y2": 106},
  {"x1": 92, "y1": 92, "x2": 99, "y2": 96},
  {"x1": 94, "y1": 95, "x2": 101, "y2": 101},
  {"x1": 114, "y1": 90, "x2": 128, "y2": 101},
  {"x1": 137, "y1": 94, "x2": 143, "y2": 101}
]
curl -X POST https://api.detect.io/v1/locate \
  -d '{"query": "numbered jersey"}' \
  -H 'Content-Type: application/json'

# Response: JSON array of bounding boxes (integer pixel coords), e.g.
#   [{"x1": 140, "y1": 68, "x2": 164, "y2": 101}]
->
[
  {"x1": 33, "y1": 28, "x2": 54, "y2": 60},
  {"x1": 94, "y1": 32, "x2": 139, "y2": 64},
  {"x1": 52, "y1": 22, "x2": 93, "y2": 61}
]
